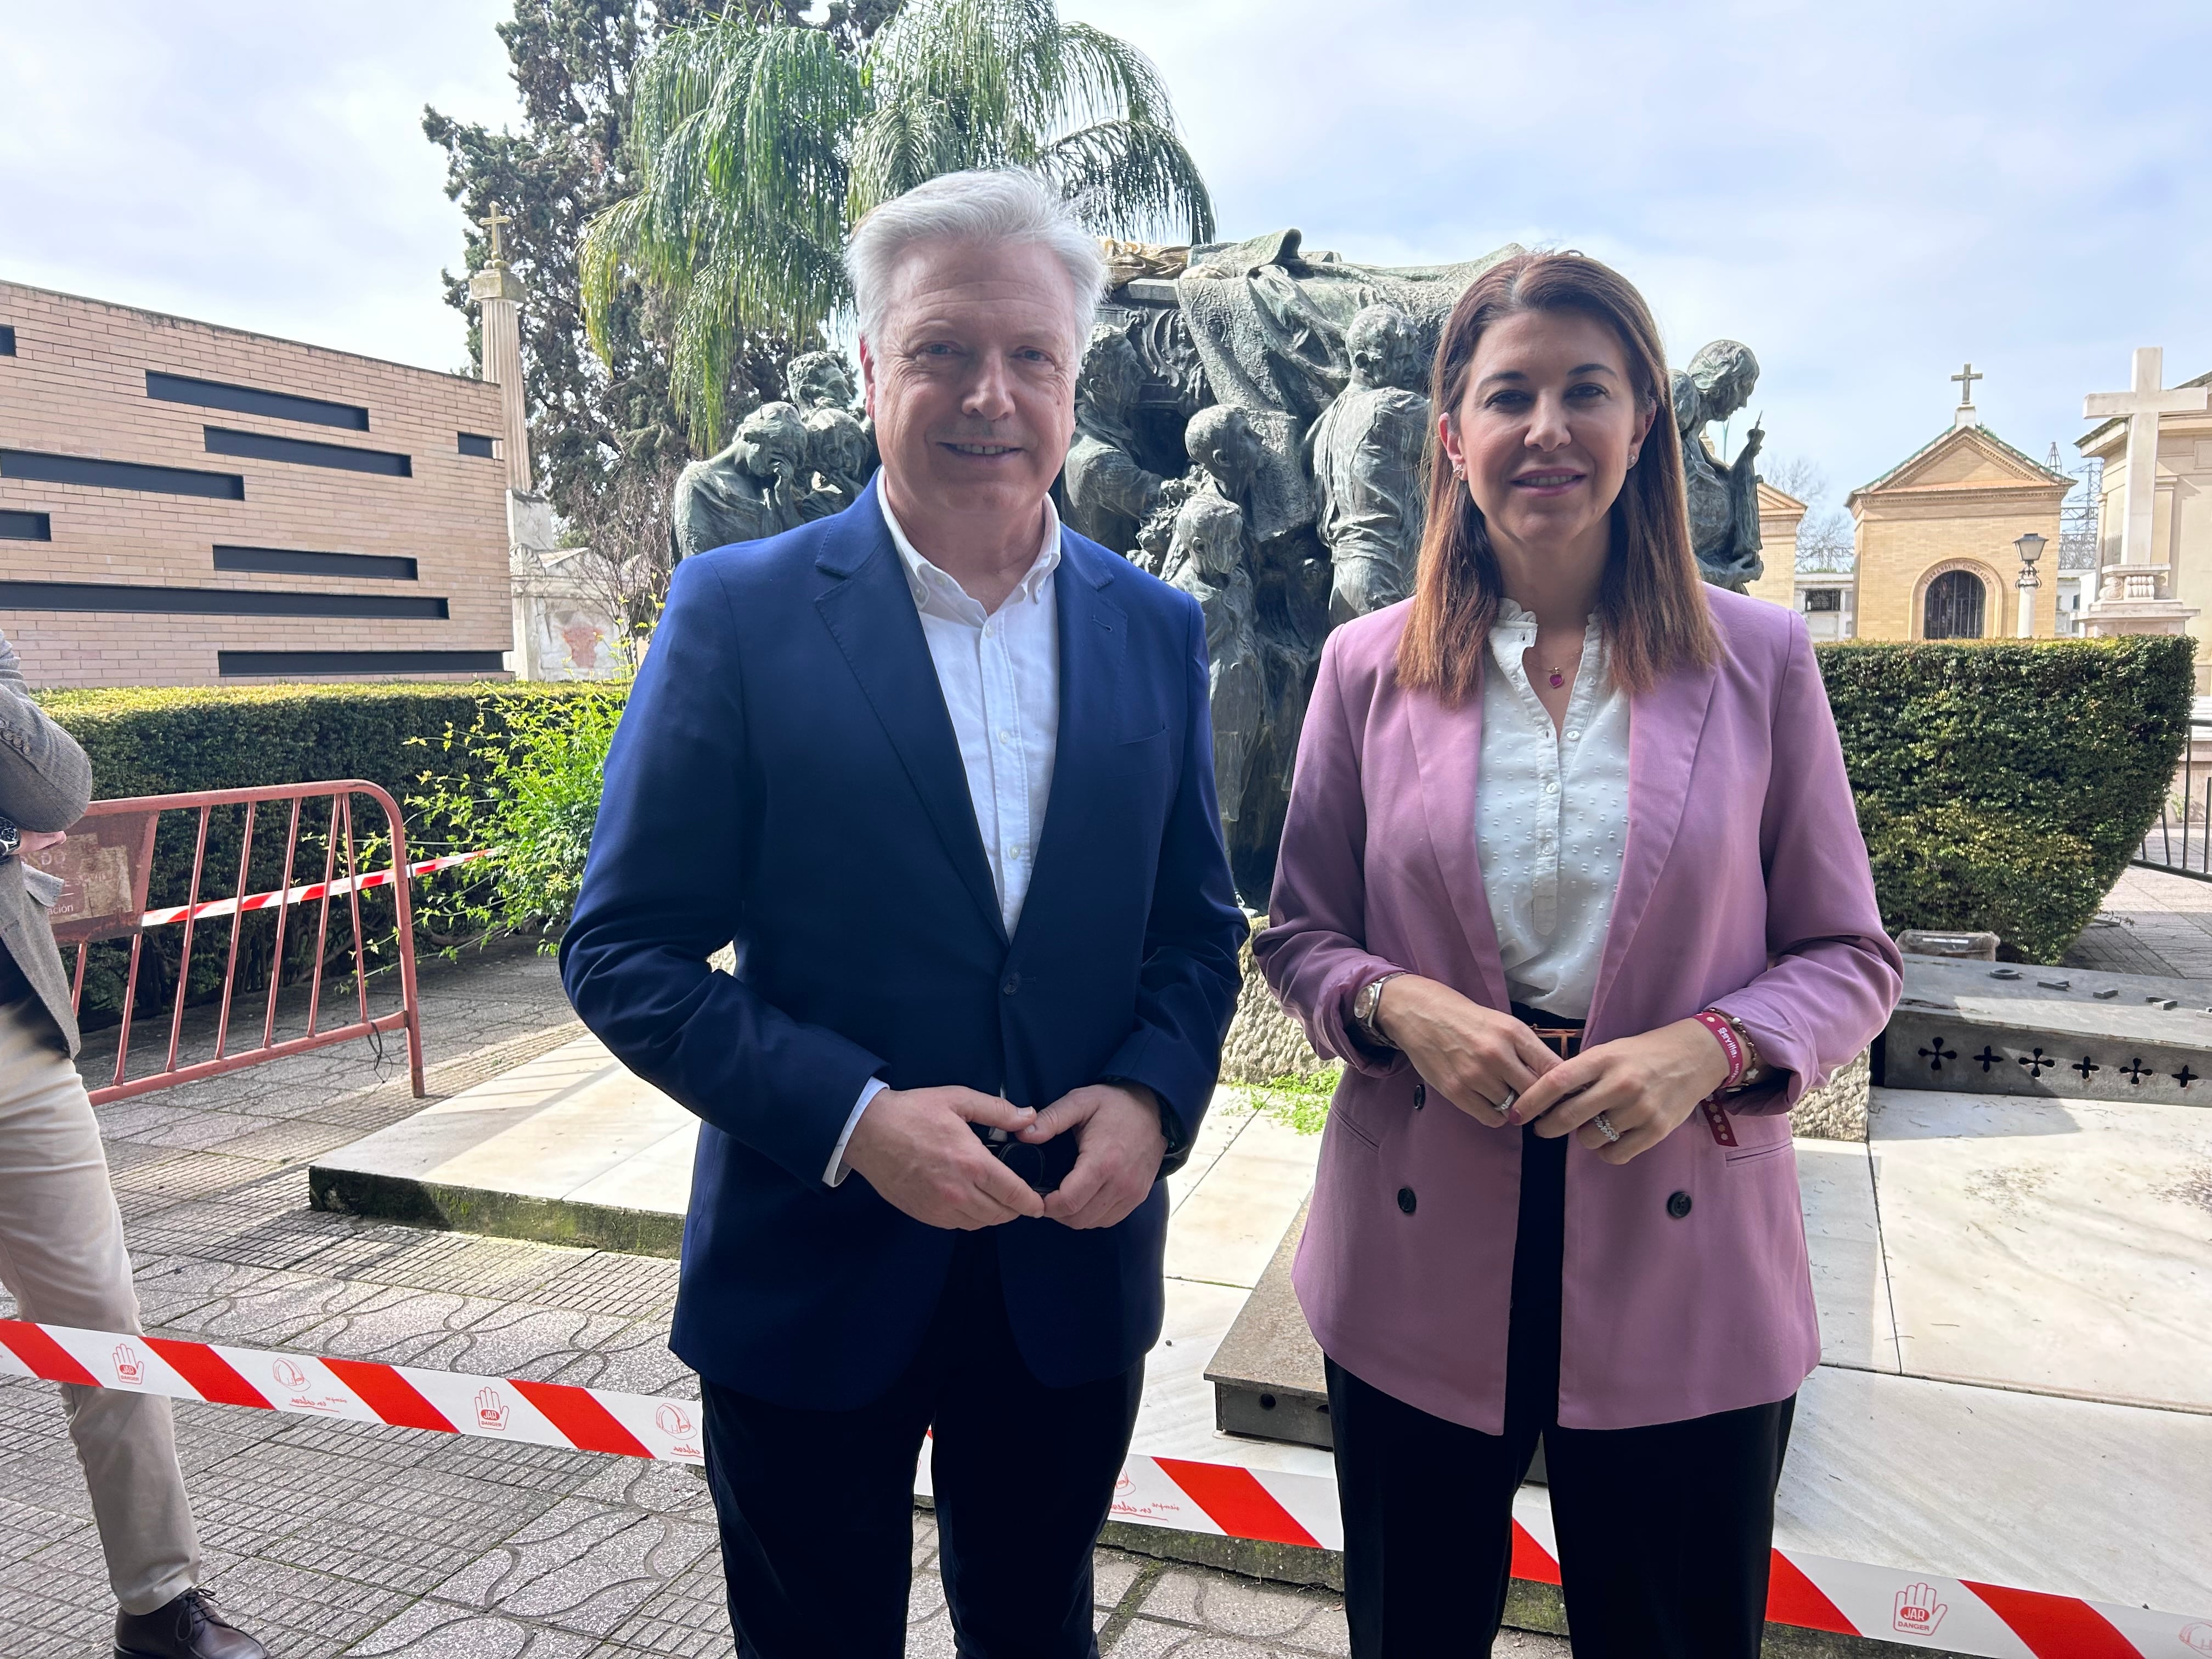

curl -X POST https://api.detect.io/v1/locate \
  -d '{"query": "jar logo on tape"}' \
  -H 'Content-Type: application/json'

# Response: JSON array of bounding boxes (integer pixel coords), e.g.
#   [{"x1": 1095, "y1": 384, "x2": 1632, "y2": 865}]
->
[
  {"x1": 111, "y1": 1344, "x2": 145, "y2": 1386},
  {"x1": 1892, "y1": 1583, "x2": 1947, "y2": 1637}
]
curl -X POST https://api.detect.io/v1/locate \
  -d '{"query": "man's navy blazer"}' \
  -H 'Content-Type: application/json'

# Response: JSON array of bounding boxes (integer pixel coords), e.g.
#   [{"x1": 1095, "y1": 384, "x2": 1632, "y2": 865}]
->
[{"x1": 560, "y1": 478, "x2": 1246, "y2": 1409}]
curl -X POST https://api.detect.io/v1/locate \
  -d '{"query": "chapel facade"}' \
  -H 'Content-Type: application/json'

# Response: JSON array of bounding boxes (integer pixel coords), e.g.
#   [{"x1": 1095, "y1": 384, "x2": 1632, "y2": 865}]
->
[{"x1": 1847, "y1": 411, "x2": 2069, "y2": 643}]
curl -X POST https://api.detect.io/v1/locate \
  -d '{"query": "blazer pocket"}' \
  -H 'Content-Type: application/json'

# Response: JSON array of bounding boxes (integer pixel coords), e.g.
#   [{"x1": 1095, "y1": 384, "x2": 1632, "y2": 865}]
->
[
  {"x1": 1723, "y1": 1140, "x2": 1793, "y2": 1167},
  {"x1": 1118, "y1": 722, "x2": 1169, "y2": 746}
]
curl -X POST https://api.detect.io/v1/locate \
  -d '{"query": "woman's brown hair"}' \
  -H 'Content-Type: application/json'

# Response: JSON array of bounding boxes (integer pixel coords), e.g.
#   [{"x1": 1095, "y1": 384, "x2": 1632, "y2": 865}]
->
[{"x1": 1395, "y1": 251, "x2": 1718, "y2": 702}]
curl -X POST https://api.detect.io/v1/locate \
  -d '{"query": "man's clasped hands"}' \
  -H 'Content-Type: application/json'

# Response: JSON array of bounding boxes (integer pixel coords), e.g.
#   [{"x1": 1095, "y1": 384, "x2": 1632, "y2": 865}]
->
[{"x1": 844, "y1": 1081, "x2": 1165, "y2": 1233}]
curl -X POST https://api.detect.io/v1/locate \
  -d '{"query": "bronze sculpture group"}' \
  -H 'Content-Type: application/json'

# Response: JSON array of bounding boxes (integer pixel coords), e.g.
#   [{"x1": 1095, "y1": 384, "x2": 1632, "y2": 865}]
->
[{"x1": 666, "y1": 232, "x2": 1769, "y2": 899}]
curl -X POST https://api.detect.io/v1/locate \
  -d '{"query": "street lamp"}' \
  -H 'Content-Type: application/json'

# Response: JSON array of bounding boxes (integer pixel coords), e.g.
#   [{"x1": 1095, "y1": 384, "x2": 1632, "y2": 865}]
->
[{"x1": 2015, "y1": 532, "x2": 2047, "y2": 638}]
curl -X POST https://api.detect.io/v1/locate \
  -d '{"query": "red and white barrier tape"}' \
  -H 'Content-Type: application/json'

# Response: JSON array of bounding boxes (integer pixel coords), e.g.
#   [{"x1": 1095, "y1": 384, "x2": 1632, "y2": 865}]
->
[
  {"x1": 138, "y1": 850, "x2": 493, "y2": 929},
  {"x1": 2, "y1": 1317, "x2": 2206, "y2": 1657}
]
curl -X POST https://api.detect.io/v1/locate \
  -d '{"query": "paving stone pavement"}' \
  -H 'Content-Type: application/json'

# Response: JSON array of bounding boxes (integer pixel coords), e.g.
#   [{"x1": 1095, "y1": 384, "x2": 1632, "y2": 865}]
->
[
  {"x1": 2062, "y1": 864, "x2": 2212, "y2": 980},
  {"x1": 1, "y1": 939, "x2": 1565, "y2": 1656}
]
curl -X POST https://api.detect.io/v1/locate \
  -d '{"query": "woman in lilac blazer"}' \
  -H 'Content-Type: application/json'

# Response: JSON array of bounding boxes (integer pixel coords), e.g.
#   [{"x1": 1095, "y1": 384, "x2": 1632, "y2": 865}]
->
[{"x1": 1256, "y1": 253, "x2": 1900, "y2": 1659}]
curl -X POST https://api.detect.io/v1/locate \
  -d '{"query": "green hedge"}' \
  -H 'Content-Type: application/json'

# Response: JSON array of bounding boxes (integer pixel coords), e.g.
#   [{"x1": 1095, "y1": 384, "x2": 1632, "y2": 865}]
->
[
  {"x1": 32, "y1": 681, "x2": 623, "y2": 1022},
  {"x1": 1817, "y1": 635, "x2": 2193, "y2": 963}
]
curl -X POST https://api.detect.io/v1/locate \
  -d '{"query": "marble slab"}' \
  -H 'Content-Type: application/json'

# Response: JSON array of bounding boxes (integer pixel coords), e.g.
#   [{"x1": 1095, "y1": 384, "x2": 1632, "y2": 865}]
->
[
  {"x1": 308, "y1": 1034, "x2": 693, "y2": 1253},
  {"x1": 1867, "y1": 1086, "x2": 2212, "y2": 1410}
]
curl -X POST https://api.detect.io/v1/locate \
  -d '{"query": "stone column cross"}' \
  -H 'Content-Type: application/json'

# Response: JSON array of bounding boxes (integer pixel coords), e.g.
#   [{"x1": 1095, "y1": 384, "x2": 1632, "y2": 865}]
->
[
  {"x1": 1951, "y1": 362, "x2": 1983, "y2": 405},
  {"x1": 478, "y1": 201, "x2": 513, "y2": 264},
  {"x1": 2083, "y1": 347, "x2": 2209, "y2": 567}
]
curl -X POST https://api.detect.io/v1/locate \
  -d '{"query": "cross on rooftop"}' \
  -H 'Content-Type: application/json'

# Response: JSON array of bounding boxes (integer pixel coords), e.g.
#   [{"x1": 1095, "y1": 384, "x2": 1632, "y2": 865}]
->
[
  {"x1": 1952, "y1": 362, "x2": 1984, "y2": 406},
  {"x1": 479, "y1": 201, "x2": 513, "y2": 264},
  {"x1": 2082, "y1": 347, "x2": 2210, "y2": 567}
]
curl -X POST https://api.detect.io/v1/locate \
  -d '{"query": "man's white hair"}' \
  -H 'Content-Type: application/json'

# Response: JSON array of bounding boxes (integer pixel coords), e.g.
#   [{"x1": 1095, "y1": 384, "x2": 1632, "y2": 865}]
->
[{"x1": 845, "y1": 169, "x2": 1106, "y2": 353}]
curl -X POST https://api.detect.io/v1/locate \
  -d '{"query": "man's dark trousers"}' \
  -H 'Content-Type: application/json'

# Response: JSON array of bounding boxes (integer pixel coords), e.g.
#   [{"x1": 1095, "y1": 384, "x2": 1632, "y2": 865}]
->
[{"x1": 702, "y1": 1233, "x2": 1141, "y2": 1659}]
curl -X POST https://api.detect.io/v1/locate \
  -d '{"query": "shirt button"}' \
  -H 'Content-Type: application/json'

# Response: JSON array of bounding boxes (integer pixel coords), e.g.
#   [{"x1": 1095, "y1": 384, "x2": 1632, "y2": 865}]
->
[
  {"x1": 1006, "y1": 844, "x2": 1026, "y2": 862},
  {"x1": 1567, "y1": 730, "x2": 1581, "y2": 741},
  {"x1": 1544, "y1": 782, "x2": 1558, "y2": 794},
  {"x1": 1396, "y1": 1187, "x2": 1417, "y2": 1215},
  {"x1": 998, "y1": 729, "x2": 1015, "y2": 744}
]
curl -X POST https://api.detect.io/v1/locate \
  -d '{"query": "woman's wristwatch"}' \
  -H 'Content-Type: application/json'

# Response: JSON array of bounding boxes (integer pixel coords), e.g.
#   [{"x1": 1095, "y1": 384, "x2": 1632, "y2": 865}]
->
[{"x1": 1352, "y1": 973, "x2": 1406, "y2": 1050}]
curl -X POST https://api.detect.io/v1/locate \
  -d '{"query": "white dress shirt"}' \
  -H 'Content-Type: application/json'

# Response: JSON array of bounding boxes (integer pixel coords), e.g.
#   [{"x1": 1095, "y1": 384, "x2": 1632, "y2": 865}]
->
[
  {"x1": 825, "y1": 488, "x2": 1065, "y2": 1183},
  {"x1": 1475, "y1": 601, "x2": 1632, "y2": 1020}
]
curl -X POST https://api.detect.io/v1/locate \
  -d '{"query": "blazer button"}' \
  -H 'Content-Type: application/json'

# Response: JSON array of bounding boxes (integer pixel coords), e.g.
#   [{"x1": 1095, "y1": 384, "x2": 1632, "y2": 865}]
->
[
  {"x1": 1413, "y1": 1084, "x2": 1426, "y2": 1110},
  {"x1": 1666, "y1": 1190, "x2": 1693, "y2": 1220},
  {"x1": 1396, "y1": 1187, "x2": 1417, "y2": 1215},
  {"x1": 1001, "y1": 973, "x2": 1020, "y2": 996}
]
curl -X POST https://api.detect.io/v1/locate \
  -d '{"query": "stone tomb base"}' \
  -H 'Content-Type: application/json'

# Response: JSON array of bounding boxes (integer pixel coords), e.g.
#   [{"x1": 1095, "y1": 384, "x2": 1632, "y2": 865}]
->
[
  {"x1": 1883, "y1": 953, "x2": 2212, "y2": 1107},
  {"x1": 313, "y1": 1043, "x2": 2212, "y2": 1633}
]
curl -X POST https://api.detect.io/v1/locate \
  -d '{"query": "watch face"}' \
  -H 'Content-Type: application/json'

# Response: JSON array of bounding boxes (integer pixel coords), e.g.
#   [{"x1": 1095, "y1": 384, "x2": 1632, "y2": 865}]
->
[{"x1": 0, "y1": 816, "x2": 18, "y2": 857}]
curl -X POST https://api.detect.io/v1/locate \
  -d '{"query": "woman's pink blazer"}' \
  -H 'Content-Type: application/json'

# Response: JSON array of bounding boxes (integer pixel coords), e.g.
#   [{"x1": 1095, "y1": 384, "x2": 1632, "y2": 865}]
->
[{"x1": 1255, "y1": 588, "x2": 1901, "y2": 1433}]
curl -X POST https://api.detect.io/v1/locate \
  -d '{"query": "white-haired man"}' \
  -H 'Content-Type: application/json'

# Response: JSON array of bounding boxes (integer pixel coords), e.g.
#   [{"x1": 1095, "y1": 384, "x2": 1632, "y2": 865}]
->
[{"x1": 562, "y1": 171, "x2": 1244, "y2": 1657}]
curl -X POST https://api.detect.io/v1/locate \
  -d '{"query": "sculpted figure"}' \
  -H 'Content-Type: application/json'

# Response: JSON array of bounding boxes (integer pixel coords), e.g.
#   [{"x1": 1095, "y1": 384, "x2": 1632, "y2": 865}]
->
[
  {"x1": 799, "y1": 405, "x2": 871, "y2": 521},
  {"x1": 1167, "y1": 493, "x2": 1266, "y2": 826},
  {"x1": 1063, "y1": 326, "x2": 1166, "y2": 551},
  {"x1": 1311, "y1": 304, "x2": 1430, "y2": 625},
  {"x1": 786, "y1": 349, "x2": 857, "y2": 413},
  {"x1": 1673, "y1": 339, "x2": 1765, "y2": 591},
  {"x1": 669, "y1": 400, "x2": 809, "y2": 562}
]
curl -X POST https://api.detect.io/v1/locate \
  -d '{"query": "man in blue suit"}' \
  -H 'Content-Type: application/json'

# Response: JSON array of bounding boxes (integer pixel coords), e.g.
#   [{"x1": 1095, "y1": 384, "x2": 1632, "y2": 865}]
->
[{"x1": 560, "y1": 170, "x2": 1245, "y2": 1658}]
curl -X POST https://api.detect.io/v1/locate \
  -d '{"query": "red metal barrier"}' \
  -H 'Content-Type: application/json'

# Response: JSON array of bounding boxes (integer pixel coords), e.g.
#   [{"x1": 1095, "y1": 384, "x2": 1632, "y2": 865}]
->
[{"x1": 37, "y1": 782, "x2": 428, "y2": 1106}]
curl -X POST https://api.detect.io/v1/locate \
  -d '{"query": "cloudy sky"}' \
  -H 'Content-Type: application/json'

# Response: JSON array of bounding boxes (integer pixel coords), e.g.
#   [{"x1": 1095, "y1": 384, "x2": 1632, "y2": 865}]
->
[{"x1": 6, "y1": 0, "x2": 2209, "y2": 514}]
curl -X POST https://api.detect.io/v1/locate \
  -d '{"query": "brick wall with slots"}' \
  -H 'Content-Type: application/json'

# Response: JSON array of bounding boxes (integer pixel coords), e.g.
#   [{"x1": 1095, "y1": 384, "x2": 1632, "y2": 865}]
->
[{"x1": 0, "y1": 280, "x2": 512, "y2": 689}]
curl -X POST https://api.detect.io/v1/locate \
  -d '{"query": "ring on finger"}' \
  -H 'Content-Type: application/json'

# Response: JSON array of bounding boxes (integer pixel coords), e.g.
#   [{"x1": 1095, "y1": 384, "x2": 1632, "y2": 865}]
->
[
  {"x1": 1591, "y1": 1110, "x2": 1621, "y2": 1144},
  {"x1": 1498, "y1": 1087, "x2": 1519, "y2": 1116}
]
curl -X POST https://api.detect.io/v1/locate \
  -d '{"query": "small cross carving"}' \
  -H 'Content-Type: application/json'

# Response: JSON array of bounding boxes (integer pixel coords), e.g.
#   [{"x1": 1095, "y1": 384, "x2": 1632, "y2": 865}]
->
[
  {"x1": 1952, "y1": 362, "x2": 1984, "y2": 405},
  {"x1": 2072, "y1": 1055, "x2": 2101, "y2": 1082},
  {"x1": 1919, "y1": 1038, "x2": 1957, "y2": 1072},
  {"x1": 1972, "y1": 1046, "x2": 2001, "y2": 1073},
  {"x1": 2174, "y1": 1065, "x2": 2197, "y2": 1089},
  {"x1": 2120, "y1": 1058, "x2": 2151, "y2": 1085},
  {"x1": 479, "y1": 199, "x2": 514, "y2": 263},
  {"x1": 2018, "y1": 1048, "x2": 2056, "y2": 1079}
]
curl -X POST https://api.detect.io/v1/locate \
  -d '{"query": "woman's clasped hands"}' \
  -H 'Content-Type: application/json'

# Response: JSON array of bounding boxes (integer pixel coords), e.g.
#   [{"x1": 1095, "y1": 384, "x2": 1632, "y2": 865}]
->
[{"x1": 1375, "y1": 976, "x2": 1735, "y2": 1164}]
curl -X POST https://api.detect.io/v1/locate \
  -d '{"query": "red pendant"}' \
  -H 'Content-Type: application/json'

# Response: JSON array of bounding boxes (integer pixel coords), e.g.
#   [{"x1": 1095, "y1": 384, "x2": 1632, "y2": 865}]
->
[{"x1": 1548, "y1": 670, "x2": 1565, "y2": 689}]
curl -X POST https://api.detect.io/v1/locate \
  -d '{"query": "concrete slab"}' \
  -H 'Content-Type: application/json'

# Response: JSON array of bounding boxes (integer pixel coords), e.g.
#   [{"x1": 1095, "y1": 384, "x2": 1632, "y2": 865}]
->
[
  {"x1": 1797, "y1": 1138, "x2": 1901, "y2": 1373},
  {"x1": 309, "y1": 1035, "x2": 692, "y2": 1254},
  {"x1": 1885, "y1": 953, "x2": 2212, "y2": 1107},
  {"x1": 1868, "y1": 1086, "x2": 2212, "y2": 1410},
  {"x1": 1779, "y1": 1364, "x2": 2212, "y2": 1613},
  {"x1": 1161, "y1": 1104, "x2": 1324, "y2": 1291}
]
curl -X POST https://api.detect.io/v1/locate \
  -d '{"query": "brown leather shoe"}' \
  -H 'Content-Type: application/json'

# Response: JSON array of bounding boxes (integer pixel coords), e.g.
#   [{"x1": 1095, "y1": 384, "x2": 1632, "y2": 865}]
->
[{"x1": 114, "y1": 1588, "x2": 269, "y2": 1658}]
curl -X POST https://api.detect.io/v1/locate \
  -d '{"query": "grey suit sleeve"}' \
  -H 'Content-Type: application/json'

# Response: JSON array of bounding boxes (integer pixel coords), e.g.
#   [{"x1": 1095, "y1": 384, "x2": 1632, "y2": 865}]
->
[{"x1": 0, "y1": 631, "x2": 93, "y2": 832}]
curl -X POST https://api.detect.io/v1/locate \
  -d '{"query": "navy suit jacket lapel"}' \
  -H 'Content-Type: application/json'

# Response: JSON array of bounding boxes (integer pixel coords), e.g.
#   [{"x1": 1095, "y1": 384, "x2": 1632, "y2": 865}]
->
[
  {"x1": 812, "y1": 480, "x2": 1008, "y2": 945},
  {"x1": 1018, "y1": 534, "x2": 1127, "y2": 943}
]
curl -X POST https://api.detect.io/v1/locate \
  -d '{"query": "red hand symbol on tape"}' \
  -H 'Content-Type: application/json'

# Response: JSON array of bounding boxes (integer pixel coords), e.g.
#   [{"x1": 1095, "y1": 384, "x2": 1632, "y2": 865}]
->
[
  {"x1": 112, "y1": 1344, "x2": 144, "y2": 1386},
  {"x1": 1892, "y1": 1582, "x2": 1946, "y2": 1636},
  {"x1": 476, "y1": 1387, "x2": 509, "y2": 1431}
]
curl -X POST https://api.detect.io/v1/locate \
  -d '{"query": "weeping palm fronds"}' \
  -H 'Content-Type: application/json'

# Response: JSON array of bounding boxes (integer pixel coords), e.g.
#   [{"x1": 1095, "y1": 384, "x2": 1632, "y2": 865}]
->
[{"x1": 581, "y1": 0, "x2": 1215, "y2": 450}]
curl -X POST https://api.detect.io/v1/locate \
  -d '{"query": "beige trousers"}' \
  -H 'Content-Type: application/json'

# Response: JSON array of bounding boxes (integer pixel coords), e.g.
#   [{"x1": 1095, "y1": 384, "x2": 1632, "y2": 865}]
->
[{"x1": 0, "y1": 997, "x2": 199, "y2": 1614}]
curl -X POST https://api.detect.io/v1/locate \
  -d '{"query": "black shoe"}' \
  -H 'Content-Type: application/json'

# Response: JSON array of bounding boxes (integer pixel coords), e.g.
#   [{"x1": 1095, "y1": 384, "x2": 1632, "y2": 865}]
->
[{"x1": 114, "y1": 1588, "x2": 269, "y2": 1658}]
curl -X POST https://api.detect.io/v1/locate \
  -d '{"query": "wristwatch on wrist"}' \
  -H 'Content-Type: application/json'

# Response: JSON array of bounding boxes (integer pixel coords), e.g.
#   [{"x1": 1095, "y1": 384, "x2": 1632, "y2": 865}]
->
[
  {"x1": 1353, "y1": 973, "x2": 1404, "y2": 1050},
  {"x1": 0, "y1": 815, "x2": 19, "y2": 860}
]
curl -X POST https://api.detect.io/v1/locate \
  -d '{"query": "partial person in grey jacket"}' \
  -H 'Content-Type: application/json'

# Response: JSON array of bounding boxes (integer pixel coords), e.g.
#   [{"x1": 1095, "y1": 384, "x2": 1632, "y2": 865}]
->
[{"x1": 0, "y1": 630, "x2": 268, "y2": 1659}]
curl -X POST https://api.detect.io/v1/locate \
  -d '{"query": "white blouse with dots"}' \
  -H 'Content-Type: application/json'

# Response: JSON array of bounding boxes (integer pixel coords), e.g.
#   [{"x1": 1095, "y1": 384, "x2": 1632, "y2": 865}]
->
[{"x1": 1475, "y1": 601, "x2": 1632, "y2": 1020}]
